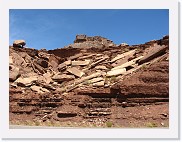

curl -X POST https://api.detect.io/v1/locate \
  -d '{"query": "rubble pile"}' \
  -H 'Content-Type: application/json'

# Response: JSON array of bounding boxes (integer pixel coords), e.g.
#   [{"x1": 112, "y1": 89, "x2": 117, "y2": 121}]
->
[{"x1": 9, "y1": 35, "x2": 169, "y2": 127}]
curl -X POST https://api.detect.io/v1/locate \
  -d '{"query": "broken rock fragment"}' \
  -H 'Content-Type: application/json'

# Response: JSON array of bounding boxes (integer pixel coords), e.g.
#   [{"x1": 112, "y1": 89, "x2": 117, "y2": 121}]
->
[
  {"x1": 15, "y1": 76, "x2": 38, "y2": 87},
  {"x1": 36, "y1": 59, "x2": 48, "y2": 68},
  {"x1": 95, "y1": 65, "x2": 108, "y2": 70},
  {"x1": 67, "y1": 67, "x2": 85, "y2": 78},
  {"x1": 52, "y1": 73, "x2": 75, "y2": 82},
  {"x1": 89, "y1": 77, "x2": 104, "y2": 84},
  {"x1": 64, "y1": 60, "x2": 72, "y2": 66},
  {"x1": 106, "y1": 68, "x2": 126, "y2": 77},
  {"x1": 72, "y1": 60, "x2": 90, "y2": 66},
  {"x1": 93, "y1": 80, "x2": 105, "y2": 87},
  {"x1": 9, "y1": 65, "x2": 20, "y2": 82},
  {"x1": 30, "y1": 85, "x2": 50, "y2": 93},
  {"x1": 58, "y1": 62, "x2": 67, "y2": 71}
]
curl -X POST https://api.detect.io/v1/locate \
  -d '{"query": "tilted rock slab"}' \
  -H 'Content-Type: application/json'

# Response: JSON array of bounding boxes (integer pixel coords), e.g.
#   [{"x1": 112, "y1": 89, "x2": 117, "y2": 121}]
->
[
  {"x1": 67, "y1": 67, "x2": 85, "y2": 78},
  {"x1": 110, "y1": 49, "x2": 136, "y2": 63},
  {"x1": 111, "y1": 56, "x2": 144, "y2": 71},
  {"x1": 138, "y1": 45, "x2": 167, "y2": 65}
]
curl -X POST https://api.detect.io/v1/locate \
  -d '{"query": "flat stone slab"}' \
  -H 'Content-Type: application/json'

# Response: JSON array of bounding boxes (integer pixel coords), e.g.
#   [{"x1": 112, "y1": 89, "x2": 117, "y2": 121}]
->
[
  {"x1": 72, "y1": 60, "x2": 90, "y2": 66},
  {"x1": 95, "y1": 65, "x2": 108, "y2": 70},
  {"x1": 106, "y1": 68, "x2": 126, "y2": 77},
  {"x1": 67, "y1": 67, "x2": 85, "y2": 78},
  {"x1": 52, "y1": 74, "x2": 75, "y2": 82}
]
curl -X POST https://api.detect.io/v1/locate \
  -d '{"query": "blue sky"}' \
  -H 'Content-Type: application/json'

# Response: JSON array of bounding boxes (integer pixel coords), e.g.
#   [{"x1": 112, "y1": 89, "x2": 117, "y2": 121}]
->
[{"x1": 9, "y1": 9, "x2": 169, "y2": 50}]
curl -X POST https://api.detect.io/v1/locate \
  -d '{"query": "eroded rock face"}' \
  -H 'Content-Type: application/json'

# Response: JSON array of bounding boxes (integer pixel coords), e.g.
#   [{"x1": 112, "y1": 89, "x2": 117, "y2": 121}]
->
[{"x1": 9, "y1": 35, "x2": 169, "y2": 127}]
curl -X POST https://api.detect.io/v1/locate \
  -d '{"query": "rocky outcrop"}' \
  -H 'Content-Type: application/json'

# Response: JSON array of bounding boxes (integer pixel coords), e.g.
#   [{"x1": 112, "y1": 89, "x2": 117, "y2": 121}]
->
[{"x1": 9, "y1": 35, "x2": 169, "y2": 127}]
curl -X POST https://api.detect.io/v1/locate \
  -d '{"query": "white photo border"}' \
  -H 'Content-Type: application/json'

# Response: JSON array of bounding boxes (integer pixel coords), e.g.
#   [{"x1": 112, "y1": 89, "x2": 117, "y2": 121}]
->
[{"x1": 0, "y1": 0, "x2": 179, "y2": 139}]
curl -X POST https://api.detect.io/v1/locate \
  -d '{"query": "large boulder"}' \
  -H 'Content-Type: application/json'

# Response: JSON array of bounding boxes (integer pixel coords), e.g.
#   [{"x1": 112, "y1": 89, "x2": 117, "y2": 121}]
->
[{"x1": 13, "y1": 40, "x2": 26, "y2": 48}]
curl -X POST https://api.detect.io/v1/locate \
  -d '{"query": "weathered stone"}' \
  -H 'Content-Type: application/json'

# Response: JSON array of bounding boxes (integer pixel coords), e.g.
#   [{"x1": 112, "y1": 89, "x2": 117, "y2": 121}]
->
[
  {"x1": 64, "y1": 60, "x2": 72, "y2": 66},
  {"x1": 72, "y1": 60, "x2": 90, "y2": 66},
  {"x1": 112, "y1": 56, "x2": 130, "y2": 67},
  {"x1": 30, "y1": 86, "x2": 44, "y2": 93},
  {"x1": 38, "y1": 52, "x2": 50, "y2": 60},
  {"x1": 41, "y1": 87, "x2": 50, "y2": 93},
  {"x1": 52, "y1": 73, "x2": 75, "y2": 82},
  {"x1": 15, "y1": 76, "x2": 37, "y2": 87},
  {"x1": 9, "y1": 65, "x2": 20, "y2": 82},
  {"x1": 48, "y1": 55, "x2": 59, "y2": 72},
  {"x1": 9, "y1": 56, "x2": 13, "y2": 64},
  {"x1": 95, "y1": 65, "x2": 107, "y2": 70},
  {"x1": 13, "y1": 40, "x2": 26, "y2": 47},
  {"x1": 58, "y1": 62, "x2": 67, "y2": 71},
  {"x1": 89, "y1": 56, "x2": 109, "y2": 69},
  {"x1": 79, "y1": 54, "x2": 94, "y2": 60},
  {"x1": 138, "y1": 45, "x2": 167, "y2": 65},
  {"x1": 11, "y1": 53, "x2": 26, "y2": 67},
  {"x1": 43, "y1": 72, "x2": 53, "y2": 84},
  {"x1": 111, "y1": 49, "x2": 136, "y2": 63},
  {"x1": 36, "y1": 59, "x2": 48, "y2": 68},
  {"x1": 68, "y1": 53, "x2": 83, "y2": 60},
  {"x1": 30, "y1": 85, "x2": 50, "y2": 93},
  {"x1": 106, "y1": 68, "x2": 126, "y2": 77},
  {"x1": 89, "y1": 77, "x2": 104, "y2": 83},
  {"x1": 43, "y1": 84, "x2": 56, "y2": 91},
  {"x1": 111, "y1": 56, "x2": 144, "y2": 70},
  {"x1": 33, "y1": 62, "x2": 45, "y2": 74},
  {"x1": 93, "y1": 80, "x2": 105, "y2": 87},
  {"x1": 74, "y1": 34, "x2": 87, "y2": 43},
  {"x1": 67, "y1": 67, "x2": 85, "y2": 78}
]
